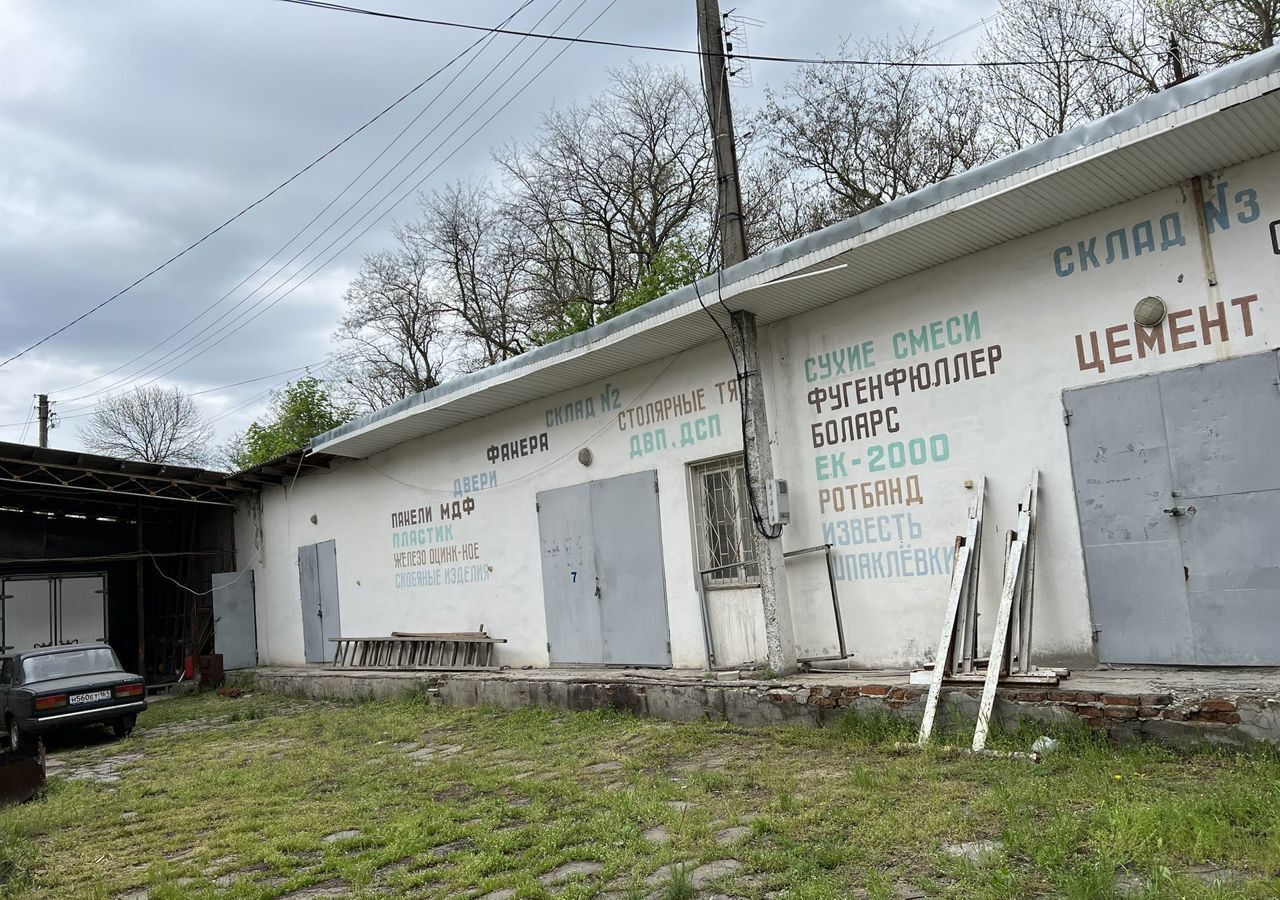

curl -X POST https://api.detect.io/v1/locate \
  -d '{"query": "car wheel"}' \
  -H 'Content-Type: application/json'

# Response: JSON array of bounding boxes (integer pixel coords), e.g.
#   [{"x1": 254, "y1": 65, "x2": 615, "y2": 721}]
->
[
  {"x1": 6, "y1": 716, "x2": 24, "y2": 752},
  {"x1": 112, "y1": 714, "x2": 136, "y2": 739}
]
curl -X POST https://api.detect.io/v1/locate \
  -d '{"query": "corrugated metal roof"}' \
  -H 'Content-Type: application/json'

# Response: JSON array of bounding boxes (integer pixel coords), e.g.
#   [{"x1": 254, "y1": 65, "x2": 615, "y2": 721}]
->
[{"x1": 314, "y1": 47, "x2": 1280, "y2": 459}]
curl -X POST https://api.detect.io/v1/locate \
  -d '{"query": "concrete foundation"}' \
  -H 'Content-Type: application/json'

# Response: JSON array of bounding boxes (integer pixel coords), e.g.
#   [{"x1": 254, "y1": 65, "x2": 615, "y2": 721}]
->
[{"x1": 233, "y1": 665, "x2": 1280, "y2": 750}]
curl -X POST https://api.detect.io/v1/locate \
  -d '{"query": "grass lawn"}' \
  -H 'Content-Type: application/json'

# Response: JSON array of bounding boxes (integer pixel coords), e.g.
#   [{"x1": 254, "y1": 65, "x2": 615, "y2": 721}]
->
[{"x1": 1, "y1": 688, "x2": 1278, "y2": 899}]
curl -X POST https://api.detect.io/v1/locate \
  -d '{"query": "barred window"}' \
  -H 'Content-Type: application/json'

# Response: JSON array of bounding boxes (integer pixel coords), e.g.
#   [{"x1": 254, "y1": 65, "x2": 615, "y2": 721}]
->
[{"x1": 690, "y1": 455, "x2": 759, "y2": 586}]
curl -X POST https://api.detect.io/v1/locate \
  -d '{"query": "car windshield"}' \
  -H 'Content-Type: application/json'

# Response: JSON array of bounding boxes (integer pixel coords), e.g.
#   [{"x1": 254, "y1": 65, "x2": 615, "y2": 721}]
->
[{"x1": 21, "y1": 648, "x2": 121, "y2": 683}]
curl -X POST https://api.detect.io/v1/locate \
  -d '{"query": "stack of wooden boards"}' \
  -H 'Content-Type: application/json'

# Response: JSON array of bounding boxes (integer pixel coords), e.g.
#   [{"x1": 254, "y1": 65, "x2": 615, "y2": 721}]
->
[
  {"x1": 329, "y1": 628, "x2": 506, "y2": 670},
  {"x1": 918, "y1": 471, "x2": 1061, "y2": 750}
]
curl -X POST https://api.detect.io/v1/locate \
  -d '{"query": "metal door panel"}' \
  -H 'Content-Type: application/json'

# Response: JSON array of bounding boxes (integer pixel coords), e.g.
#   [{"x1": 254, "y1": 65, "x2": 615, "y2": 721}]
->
[
  {"x1": 315, "y1": 540, "x2": 342, "y2": 650},
  {"x1": 1067, "y1": 375, "x2": 1179, "y2": 543},
  {"x1": 1, "y1": 579, "x2": 52, "y2": 651},
  {"x1": 1160, "y1": 354, "x2": 1280, "y2": 497},
  {"x1": 1066, "y1": 374, "x2": 1191, "y2": 663},
  {"x1": 57, "y1": 575, "x2": 107, "y2": 645},
  {"x1": 213, "y1": 571, "x2": 258, "y2": 670},
  {"x1": 537, "y1": 483, "x2": 602, "y2": 664},
  {"x1": 1087, "y1": 541, "x2": 1196, "y2": 664},
  {"x1": 1181, "y1": 491, "x2": 1280, "y2": 664},
  {"x1": 591, "y1": 470, "x2": 672, "y2": 666},
  {"x1": 298, "y1": 544, "x2": 325, "y2": 664}
]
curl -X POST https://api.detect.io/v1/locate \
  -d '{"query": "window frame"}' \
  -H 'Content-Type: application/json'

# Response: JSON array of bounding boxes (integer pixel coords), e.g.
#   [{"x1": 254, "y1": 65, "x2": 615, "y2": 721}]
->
[{"x1": 688, "y1": 453, "x2": 760, "y2": 589}]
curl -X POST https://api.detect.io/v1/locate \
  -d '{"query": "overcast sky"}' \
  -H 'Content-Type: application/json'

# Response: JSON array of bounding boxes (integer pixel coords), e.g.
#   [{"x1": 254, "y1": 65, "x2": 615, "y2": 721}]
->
[{"x1": 0, "y1": 0, "x2": 994, "y2": 459}]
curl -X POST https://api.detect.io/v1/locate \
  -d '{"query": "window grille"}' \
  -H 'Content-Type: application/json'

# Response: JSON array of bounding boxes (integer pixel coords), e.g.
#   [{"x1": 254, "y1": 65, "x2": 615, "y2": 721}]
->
[{"x1": 690, "y1": 454, "x2": 759, "y2": 586}]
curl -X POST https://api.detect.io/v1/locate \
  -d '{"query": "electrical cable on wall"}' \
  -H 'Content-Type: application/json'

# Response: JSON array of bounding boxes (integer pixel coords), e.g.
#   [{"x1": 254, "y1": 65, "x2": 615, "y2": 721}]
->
[
  {"x1": 693, "y1": 18, "x2": 781, "y2": 541},
  {"x1": 148, "y1": 552, "x2": 256, "y2": 598}
]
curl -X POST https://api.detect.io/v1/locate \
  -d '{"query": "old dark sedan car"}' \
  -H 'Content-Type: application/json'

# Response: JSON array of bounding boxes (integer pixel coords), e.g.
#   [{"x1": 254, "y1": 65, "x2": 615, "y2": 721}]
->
[{"x1": 1, "y1": 644, "x2": 146, "y2": 750}]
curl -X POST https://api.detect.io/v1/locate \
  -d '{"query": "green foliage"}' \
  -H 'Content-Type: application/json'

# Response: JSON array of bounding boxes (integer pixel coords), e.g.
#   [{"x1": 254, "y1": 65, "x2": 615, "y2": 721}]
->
[
  {"x1": 535, "y1": 242, "x2": 706, "y2": 344},
  {"x1": 660, "y1": 864, "x2": 696, "y2": 900},
  {"x1": 835, "y1": 707, "x2": 917, "y2": 746},
  {"x1": 232, "y1": 377, "x2": 354, "y2": 470},
  {"x1": 7, "y1": 692, "x2": 1280, "y2": 898}
]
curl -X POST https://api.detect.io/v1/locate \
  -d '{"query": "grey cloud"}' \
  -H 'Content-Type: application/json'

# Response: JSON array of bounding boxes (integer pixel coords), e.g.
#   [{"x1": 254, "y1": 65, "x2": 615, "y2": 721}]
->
[{"x1": 0, "y1": 0, "x2": 992, "y2": 450}]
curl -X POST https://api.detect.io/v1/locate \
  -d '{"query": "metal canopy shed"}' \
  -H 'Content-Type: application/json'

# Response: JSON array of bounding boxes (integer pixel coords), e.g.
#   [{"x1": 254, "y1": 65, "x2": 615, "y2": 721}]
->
[{"x1": 0, "y1": 441, "x2": 251, "y2": 683}]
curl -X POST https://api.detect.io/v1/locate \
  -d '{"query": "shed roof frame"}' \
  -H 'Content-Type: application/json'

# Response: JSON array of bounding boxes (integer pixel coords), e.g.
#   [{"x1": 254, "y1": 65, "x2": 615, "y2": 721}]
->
[{"x1": 0, "y1": 441, "x2": 250, "y2": 507}]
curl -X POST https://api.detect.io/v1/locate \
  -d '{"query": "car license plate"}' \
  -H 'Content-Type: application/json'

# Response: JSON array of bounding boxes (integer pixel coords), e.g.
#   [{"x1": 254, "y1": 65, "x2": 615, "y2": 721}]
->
[{"x1": 69, "y1": 690, "x2": 112, "y2": 706}]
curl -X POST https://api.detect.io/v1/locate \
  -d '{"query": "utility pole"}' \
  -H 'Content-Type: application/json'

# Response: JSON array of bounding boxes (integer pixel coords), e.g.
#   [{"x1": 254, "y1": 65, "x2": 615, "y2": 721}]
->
[
  {"x1": 1167, "y1": 34, "x2": 1196, "y2": 87},
  {"x1": 697, "y1": 0, "x2": 747, "y2": 266},
  {"x1": 37, "y1": 394, "x2": 50, "y2": 448},
  {"x1": 1170, "y1": 34, "x2": 1185, "y2": 83},
  {"x1": 697, "y1": 0, "x2": 797, "y2": 674}
]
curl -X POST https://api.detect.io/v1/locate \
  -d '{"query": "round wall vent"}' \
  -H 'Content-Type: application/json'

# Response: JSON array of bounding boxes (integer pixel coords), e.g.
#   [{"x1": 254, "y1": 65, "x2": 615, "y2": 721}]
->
[
  {"x1": 1134, "y1": 295, "x2": 1167, "y2": 328},
  {"x1": 577, "y1": 447, "x2": 593, "y2": 467}
]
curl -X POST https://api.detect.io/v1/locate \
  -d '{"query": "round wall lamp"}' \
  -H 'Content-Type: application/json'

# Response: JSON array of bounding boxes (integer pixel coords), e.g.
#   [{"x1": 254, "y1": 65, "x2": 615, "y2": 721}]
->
[
  {"x1": 1134, "y1": 295, "x2": 1167, "y2": 328},
  {"x1": 577, "y1": 447, "x2": 593, "y2": 467}
]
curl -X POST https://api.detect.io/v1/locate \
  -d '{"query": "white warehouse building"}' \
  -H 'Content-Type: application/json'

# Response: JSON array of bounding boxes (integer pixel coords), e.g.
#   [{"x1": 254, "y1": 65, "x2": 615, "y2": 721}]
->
[{"x1": 232, "y1": 49, "x2": 1280, "y2": 675}]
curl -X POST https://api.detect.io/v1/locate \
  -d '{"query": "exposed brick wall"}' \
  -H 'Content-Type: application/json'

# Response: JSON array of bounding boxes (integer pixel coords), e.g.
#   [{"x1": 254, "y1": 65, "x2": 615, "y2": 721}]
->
[
  {"x1": 1008, "y1": 687, "x2": 1243, "y2": 728},
  {"x1": 770, "y1": 681, "x2": 1255, "y2": 736},
  {"x1": 242, "y1": 668, "x2": 1277, "y2": 750}
]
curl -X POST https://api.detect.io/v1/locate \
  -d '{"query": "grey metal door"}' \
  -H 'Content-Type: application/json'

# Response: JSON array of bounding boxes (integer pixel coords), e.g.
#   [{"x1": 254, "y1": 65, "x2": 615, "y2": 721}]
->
[
  {"x1": 537, "y1": 471, "x2": 672, "y2": 666},
  {"x1": 0, "y1": 578, "x2": 52, "y2": 651},
  {"x1": 1066, "y1": 352, "x2": 1280, "y2": 664},
  {"x1": 1066, "y1": 374, "x2": 1194, "y2": 664},
  {"x1": 536, "y1": 482, "x2": 602, "y2": 665},
  {"x1": 298, "y1": 540, "x2": 341, "y2": 664},
  {"x1": 213, "y1": 571, "x2": 257, "y2": 670},
  {"x1": 57, "y1": 575, "x2": 107, "y2": 646},
  {"x1": 1159, "y1": 354, "x2": 1280, "y2": 664},
  {"x1": 592, "y1": 472, "x2": 672, "y2": 665}
]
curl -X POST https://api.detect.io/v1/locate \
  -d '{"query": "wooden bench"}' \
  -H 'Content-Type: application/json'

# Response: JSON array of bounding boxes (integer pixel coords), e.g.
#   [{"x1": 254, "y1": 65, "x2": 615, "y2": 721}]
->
[{"x1": 329, "y1": 628, "x2": 506, "y2": 670}]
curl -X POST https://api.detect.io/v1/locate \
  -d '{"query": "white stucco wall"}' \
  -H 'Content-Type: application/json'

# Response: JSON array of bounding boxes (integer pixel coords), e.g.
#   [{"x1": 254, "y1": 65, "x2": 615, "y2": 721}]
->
[
  {"x1": 238, "y1": 347, "x2": 764, "y2": 669},
  {"x1": 236, "y1": 151, "x2": 1279, "y2": 671}
]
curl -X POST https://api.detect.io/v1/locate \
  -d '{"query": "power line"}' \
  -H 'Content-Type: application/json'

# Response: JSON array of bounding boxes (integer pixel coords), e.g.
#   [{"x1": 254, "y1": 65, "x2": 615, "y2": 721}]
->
[
  {"x1": 207, "y1": 360, "x2": 344, "y2": 425},
  {"x1": 0, "y1": 7, "x2": 543, "y2": 373},
  {"x1": 16, "y1": 398, "x2": 36, "y2": 444},
  {"x1": 925, "y1": 15, "x2": 999, "y2": 55},
  {"x1": 274, "y1": 0, "x2": 1159, "y2": 68},
  {"x1": 60, "y1": 0, "x2": 613, "y2": 412},
  {"x1": 52, "y1": 0, "x2": 540, "y2": 400},
  {"x1": 54, "y1": 0, "x2": 574, "y2": 412},
  {"x1": 0, "y1": 360, "x2": 333, "y2": 430},
  {"x1": 189, "y1": 363, "x2": 326, "y2": 397}
]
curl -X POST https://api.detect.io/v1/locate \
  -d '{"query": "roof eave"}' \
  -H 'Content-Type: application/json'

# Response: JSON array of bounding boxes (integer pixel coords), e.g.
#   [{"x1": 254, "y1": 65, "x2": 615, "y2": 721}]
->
[{"x1": 312, "y1": 47, "x2": 1280, "y2": 459}]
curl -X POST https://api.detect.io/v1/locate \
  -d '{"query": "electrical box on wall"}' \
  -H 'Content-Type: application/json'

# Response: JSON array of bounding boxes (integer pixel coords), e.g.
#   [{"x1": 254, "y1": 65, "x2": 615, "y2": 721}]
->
[{"x1": 766, "y1": 478, "x2": 791, "y2": 528}]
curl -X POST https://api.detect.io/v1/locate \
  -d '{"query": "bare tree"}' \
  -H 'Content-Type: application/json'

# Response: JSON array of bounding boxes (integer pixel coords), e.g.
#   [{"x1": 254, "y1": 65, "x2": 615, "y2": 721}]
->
[
  {"x1": 1154, "y1": 0, "x2": 1279, "y2": 69},
  {"x1": 413, "y1": 181, "x2": 530, "y2": 369},
  {"x1": 496, "y1": 63, "x2": 716, "y2": 337},
  {"x1": 739, "y1": 152, "x2": 842, "y2": 252},
  {"x1": 760, "y1": 32, "x2": 993, "y2": 222},
  {"x1": 1200, "y1": 0, "x2": 1279, "y2": 58},
  {"x1": 977, "y1": 0, "x2": 1170, "y2": 150},
  {"x1": 329, "y1": 229, "x2": 454, "y2": 412},
  {"x1": 78, "y1": 385, "x2": 213, "y2": 465}
]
